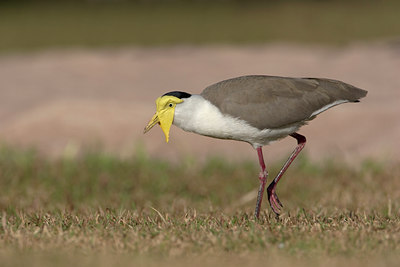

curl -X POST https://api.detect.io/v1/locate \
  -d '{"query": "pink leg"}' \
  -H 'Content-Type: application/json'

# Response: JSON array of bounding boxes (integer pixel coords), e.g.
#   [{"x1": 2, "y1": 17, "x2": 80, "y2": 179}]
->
[
  {"x1": 254, "y1": 146, "x2": 268, "y2": 219},
  {"x1": 267, "y1": 133, "x2": 306, "y2": 216}
]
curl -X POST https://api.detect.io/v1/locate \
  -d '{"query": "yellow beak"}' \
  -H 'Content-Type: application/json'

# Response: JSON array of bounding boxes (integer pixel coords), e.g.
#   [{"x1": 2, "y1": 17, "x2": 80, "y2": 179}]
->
[
  {"x1": 143, "y1": 113, "x2": 159, "y2": 134},
  {"x1": 143, "y1": 110, "x2": 174, "y2": 143}
]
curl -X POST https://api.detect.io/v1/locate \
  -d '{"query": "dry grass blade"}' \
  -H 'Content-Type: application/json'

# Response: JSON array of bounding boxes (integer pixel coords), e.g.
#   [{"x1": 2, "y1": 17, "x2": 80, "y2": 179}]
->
[{"x1": 149, "y1": 206, "x2": 168, "y2": 224}]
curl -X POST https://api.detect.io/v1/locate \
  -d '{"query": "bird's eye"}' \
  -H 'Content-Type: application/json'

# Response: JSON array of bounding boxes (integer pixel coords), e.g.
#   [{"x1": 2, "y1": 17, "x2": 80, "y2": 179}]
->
[{"x1": 168, "y1": 103, "x2": 173, "y2": 107}]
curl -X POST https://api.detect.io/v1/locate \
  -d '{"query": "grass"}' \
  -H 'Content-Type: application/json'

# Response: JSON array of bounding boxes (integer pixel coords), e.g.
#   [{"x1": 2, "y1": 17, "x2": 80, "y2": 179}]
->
[
  {"x1": 0, "y1": 147, "x2": 399, "y2": 266},
  {"x1": 1, "y1": 1, "x2": 400, "y2": 52}
]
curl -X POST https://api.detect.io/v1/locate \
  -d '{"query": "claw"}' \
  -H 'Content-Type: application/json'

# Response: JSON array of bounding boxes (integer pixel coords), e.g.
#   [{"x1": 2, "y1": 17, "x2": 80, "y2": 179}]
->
[
  {"x1": 267, "y1": 184, "x2": 283, "y2": 216},
  {"x1": 270, "y1": 195, "x2": 281, "y2": 215},
  {"x1": 273, "y1": 192, "x2": 283, "y2": 208}
]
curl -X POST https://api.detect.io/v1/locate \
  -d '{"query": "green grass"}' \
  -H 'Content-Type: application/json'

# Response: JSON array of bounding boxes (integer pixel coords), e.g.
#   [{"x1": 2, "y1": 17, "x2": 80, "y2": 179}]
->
[
  {"x1": 1, "y1": 1, "x2": 400, "y2": 52},
  {"x1": 0, "y1": 147, "x2": 399, "y2": 266}
]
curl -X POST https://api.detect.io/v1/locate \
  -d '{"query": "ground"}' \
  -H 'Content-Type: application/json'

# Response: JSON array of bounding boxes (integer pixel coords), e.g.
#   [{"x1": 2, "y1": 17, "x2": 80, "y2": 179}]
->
[{"x1": 0, "y1": 150, "x2": 399, "y2": 267}]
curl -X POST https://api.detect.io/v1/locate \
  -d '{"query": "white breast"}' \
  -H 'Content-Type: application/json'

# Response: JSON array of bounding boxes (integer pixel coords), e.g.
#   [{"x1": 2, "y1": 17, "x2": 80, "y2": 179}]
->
[{"x1": 173, "y1": 95, "x2": 301, "y2": 148}]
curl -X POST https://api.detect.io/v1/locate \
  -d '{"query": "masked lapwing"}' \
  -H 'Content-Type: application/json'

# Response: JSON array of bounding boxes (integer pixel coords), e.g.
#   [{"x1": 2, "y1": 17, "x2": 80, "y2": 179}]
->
[{"x1": 144, "y1": 75, "x2": 367, "y2": 218}]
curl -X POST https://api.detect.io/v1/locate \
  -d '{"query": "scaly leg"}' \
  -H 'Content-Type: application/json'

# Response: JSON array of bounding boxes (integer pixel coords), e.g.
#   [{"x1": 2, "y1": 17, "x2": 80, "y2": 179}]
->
[
  {"x1": 267, "y1": 133, "x2": 306, "y2": 216},
  {"x1": 254, "y1": 146, "x2": 268, "y2": 219}
]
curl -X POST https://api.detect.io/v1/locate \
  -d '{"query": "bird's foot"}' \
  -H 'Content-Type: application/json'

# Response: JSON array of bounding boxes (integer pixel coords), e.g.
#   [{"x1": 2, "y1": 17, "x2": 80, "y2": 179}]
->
[{"x1": 267, "y1": 183, "x2": 283, "y2": 216}]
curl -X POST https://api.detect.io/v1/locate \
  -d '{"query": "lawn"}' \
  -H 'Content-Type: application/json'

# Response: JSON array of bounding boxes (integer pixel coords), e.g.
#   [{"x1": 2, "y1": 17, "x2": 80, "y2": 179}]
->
[
  {"x1": 0, "y1": 147, "x2": 399, "y2": 266},
  {"x1": 1, "y1": 1, "x2": 400, "y2": 52}
]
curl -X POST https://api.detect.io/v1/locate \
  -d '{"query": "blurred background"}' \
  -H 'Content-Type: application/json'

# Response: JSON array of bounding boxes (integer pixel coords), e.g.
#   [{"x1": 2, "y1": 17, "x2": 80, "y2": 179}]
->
[
  {"x1": 0, "y1": 0, "x2": 399, "y2": 163},
  {"x1": 1, "y1": 2, "x2": 400, "y2": 262}
]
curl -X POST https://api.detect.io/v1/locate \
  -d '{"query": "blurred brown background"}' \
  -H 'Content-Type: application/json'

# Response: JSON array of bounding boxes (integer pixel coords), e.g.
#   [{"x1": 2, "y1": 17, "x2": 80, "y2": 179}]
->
[{"x1": 0, "y1": 0, "x2": 399, "y2": 163}]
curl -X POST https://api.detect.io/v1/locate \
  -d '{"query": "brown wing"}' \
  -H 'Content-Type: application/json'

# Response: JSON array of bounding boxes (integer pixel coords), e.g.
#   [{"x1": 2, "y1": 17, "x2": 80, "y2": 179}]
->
[{"x1": 200, "y1": 75, "x2": 367, "y2": 130}]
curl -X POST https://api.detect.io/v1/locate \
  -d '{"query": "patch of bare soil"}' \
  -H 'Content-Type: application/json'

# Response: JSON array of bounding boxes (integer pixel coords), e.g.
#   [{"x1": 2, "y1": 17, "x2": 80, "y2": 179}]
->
[{"x1": 0, "y1": 43, "x2": 399, "y2": 163}]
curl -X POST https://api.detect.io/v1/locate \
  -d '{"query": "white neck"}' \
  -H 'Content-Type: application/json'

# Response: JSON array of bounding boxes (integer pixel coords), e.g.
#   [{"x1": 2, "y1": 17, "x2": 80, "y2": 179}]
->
[
  {"x1": 173, "y1": 95, "x2": 260, "y2": 142},
  {"x1": 172, "y1": 94, "x2": 301, "y2": 148},
  {"x1": 173, "y1": 95, "x2": 216, "y2": 134}
]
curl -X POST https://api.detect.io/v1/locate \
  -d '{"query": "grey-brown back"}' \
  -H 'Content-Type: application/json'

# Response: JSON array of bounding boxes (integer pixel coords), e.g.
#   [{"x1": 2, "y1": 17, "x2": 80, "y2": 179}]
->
[{"x1": 200, "y1": 75, "x2": 367, "y2": 130}]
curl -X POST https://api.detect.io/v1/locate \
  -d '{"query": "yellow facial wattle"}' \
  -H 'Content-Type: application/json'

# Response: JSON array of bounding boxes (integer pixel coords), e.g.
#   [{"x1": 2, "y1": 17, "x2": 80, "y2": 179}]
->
[{"x1": 143, "y1": 95, "x2": 183, "y2": 143}]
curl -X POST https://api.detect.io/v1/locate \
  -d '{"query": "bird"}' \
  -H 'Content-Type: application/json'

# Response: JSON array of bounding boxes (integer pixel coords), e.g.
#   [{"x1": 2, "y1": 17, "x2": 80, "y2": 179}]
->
[{"x1": 143, "y1": 75, "x2": 367, "y2": 218}]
